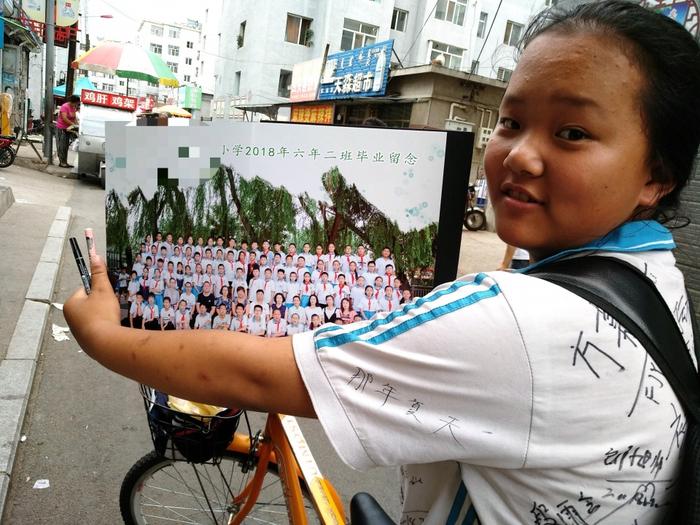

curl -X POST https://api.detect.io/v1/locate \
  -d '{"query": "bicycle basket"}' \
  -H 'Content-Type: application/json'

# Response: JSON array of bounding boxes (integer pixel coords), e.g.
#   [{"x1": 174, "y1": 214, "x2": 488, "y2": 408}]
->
[{"x1": 139, "y1": 384, "x2": 242, "y2": 463}]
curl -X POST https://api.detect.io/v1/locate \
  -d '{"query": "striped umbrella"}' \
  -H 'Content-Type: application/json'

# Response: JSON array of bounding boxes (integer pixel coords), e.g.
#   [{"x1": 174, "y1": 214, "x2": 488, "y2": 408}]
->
[{"x1": 71, "y1": 41, "x2": 179, "y2": 88}]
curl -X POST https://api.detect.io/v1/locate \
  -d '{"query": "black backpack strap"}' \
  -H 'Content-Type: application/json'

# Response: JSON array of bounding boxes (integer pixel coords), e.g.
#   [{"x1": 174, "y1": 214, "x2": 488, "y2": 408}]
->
[{"x1": 528, "y1": 255, "x2": 700, "y2": 423}]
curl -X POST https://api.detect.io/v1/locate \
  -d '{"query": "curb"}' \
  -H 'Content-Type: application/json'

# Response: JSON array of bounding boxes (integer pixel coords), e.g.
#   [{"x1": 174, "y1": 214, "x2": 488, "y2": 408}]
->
[
  {"x1": 13, "y1": 156, "x2": 79, "y2": 180},
  {"x1": 0, "y1": 205, "x2": 71, "y2": 519},
  {"x1": 0, "y1": 186, "x2": 13, "y2": 219}
]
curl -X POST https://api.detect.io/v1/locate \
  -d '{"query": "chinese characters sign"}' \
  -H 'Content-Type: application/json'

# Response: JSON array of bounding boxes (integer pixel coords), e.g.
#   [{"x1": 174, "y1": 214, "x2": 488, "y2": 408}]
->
[
  {"x1": 81, "y1": 89, "x2": 138, "y2": 112},
  {"x1": 319, "y1": 40, "x2": 393, "y2": 100},
  {"x1": 290, "y1": 104, "x2": 334, "y2": 124}
]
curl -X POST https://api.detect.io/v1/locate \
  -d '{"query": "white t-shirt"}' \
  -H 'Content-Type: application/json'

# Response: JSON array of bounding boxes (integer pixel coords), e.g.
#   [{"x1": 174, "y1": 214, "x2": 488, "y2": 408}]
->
[
  {"x1": 174, "y1": 310, "x2": 190, "y2": 330},
  {"x1": 266, "y1": 318, "x2": 287, "y2": 337},
  {"x1": 180, "y1": 292, "x2": 197, "y2": 310},
  {"x1": 193, "y1": 313, "x2": 212, "y2": 330},
  {"x1": 160, "y1": 306, "x2": 175, "y2": 325},
  {"x1": 287, "y1": 323, "x2": 306, "y2": 335},
  {"x1": 142, "y1": 304, "x2": 159, "y2": 323},
  {"x1": 291, "y1": 222, "x2": 693, "y2": 525},
  {"x1": 304, "y1": 306, "x2": 323, "y2": 325},
  {"x1": 229, "y1": 315, "x2": 248, "y2": 332},
  {"x1": 248, "y1": 316, "x2": 267, "y2": 336},
  {"x1": 212, "y1": 314, "x2": 231, "y2": 330},
  {"x1": 286, "y1": 305, "x2": 307, "y2": 324}
]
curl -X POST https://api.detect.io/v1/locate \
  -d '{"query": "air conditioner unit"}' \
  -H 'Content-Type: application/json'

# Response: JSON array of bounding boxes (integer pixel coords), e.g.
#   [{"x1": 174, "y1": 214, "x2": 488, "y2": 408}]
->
[
  {"x1": 476, "y1": 127, "x2": 493, "y2": 149},
  {"x1": 444, "y1": 119, "x2": 474, "y2": 133}
]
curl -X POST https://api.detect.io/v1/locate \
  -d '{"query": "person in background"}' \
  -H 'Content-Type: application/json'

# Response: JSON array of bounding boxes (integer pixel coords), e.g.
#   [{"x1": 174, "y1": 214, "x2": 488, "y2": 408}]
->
[
  {"x1": 174, "y1": 299, "x2": 190, "y2": 330},
  {"x1": 286, "y1": 312, "x2": 306, "y2": 335},
  {"x1": 338, "y1": 297, "x2": 355, "y2": 325},
  {"x1": 229, "y1": 303, "x2": 248, "y2": 333},
  {"x1": 193, "y1": 303, "x2": 212, "y2": 330},
  {"x1": 247, "y1": 304, "x2": 266, "y2": 337},
  {"x1": 212, "y1": 303, "x2": 230, "y2": 331},
  {"x1": 55, "y1": 94, "x2": 80, "y2": 168},
  {"x1": 160, "y1": 297, "x2": 175, "y2": 331},
  {"x1": 142, "y1": 293, "x2": 160, "y2": 331},
  {"x1": 266, "y1": 308, "x2": 287, "y2": 338},
  {"x1": 500, "y1": 245, "x2": 531, "y2": 270}
]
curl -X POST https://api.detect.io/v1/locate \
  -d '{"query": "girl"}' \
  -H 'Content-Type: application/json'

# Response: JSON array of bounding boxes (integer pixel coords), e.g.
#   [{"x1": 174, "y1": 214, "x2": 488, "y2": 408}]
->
[
  {"x1": 175, "y1": 261, "x2": 184, "y2": 291},
  {"x1": 141, "y1": 293, "x2": 160, "y2": 331},
  {"x1": 192, "y1": 263, "x2": 204, "y2": 296},
  {"x1": 159, "y1": 297, "x2": 175, "y2": 330},
  {"x1": 286, "y1": 272, "x2": 300, "y2": 309},
  {"x1": 308, "y1": 313, "x2": 322, "y2": 331},
  {"x1": 174, "y1": 299, "x2": 190, "y2": 330},
  {"x1": 65, "y1": 5, "x2": 700, "y2": 522},
  {"x1": 286, "y1": 295, "x2": 307, "y2": 326},
  {"x1": 126, "y1": 271, "x2": 140, "y2": 303},
  {"x1": 286, "y1": 313, "x2": 306, "y2": 335},
  {"x1": 304, "y1": 294, "x2": 322, "y2": 327},
  {"x1": 359, "y1": 285, "x2": 379, "y2": 320},
  {"x1": 400, "y1": 288, "x2": 413, "y2": 305},
  {"x1": 322, "y1": 295, "x2": 339, "y2": 324},
  {"x1": 300, "y1": 272, "x2": 313, "y2": 307},
  {"x1": 338, "y1": 297, "x2": 355, "y2": 325}
]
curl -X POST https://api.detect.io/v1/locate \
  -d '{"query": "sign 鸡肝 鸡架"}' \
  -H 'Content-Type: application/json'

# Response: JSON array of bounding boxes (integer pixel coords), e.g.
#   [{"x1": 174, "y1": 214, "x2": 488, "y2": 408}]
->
[
  {"x1": 318, "y1": 40, "x2": 393, "y2": 100},
  {"x1": 81, "y1": 90, "x2": 138, "y2": 112}
]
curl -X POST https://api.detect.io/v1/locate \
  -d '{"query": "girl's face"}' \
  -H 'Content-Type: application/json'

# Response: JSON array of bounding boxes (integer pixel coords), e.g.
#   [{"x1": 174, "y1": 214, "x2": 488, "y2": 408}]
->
[
  {"x1": 485, "y1": 32, "x2": 667, "y2": 261},
  {"x1": 309, "y1": 296, "x2": 317, "y2": 307}
]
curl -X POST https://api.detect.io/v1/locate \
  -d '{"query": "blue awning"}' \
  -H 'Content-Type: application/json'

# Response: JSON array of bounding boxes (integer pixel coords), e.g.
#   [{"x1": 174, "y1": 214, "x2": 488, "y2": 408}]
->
[{"x1": 53, "y1": 76, "x2": 96, "y2": 97}]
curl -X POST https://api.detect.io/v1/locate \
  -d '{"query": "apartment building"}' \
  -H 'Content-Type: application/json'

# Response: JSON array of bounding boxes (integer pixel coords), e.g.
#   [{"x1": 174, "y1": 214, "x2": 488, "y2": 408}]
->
[{"x1": 203, "y1": 0, "x2": 552, "y2": 120}]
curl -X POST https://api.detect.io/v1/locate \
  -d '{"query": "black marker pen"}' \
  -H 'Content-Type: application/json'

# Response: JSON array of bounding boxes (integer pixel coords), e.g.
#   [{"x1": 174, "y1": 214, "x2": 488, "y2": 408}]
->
[{"x1": 70, "y1": 237, "x2": 92, "y2": 295}]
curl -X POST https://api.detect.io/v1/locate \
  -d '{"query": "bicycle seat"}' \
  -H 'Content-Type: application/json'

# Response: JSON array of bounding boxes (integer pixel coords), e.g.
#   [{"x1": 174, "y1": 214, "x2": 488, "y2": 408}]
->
[{"x1": 350, "y1": 493, "x2": 396, "y2": 525}]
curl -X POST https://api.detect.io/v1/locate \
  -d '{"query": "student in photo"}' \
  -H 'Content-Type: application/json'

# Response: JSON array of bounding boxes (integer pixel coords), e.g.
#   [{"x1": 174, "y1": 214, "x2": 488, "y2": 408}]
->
[
  {"x1": 182, "y1": 246, "x2": 195, "y2": 275},
  {"x1": 180, "y1": 282, "x2": 197, "y2": 311},
  {"x1": 184, "y1": 264, "x2": 195, "y2": 289},
  {"x1": 334, "y1": 274, "x2": 350, "y2": 304},
  {"x1": 142, "y1": 293, "x2": 160, "y2": 331},
  {"x1": 170, "y1": 245, "x2": 182, "y2": 267},
  {"x1": 247, "y1": 304, "x2": 266, "y2": 337},
  {"x1": 212, "y1": 303, "x2": 230, "y2": 330},
  {"x1": 294, "y1": 256, "x2": 307, "y2": 280},
  {"x1": 231, "y1": 267, "x2": 248, "y2": 295},
  {"x1": 266, "y1": 308, "x2": 287, "y2": 338},
  {"x1": 195, "y1": 281, "x2": 216, "y2": 321},
  {"x1": 400, "y1": 288, "x2": 413, "y2": 305},
  {"x1": 287, "y1": 243, "x2": 298, "y2": 264},
  {"x1": 213, "y1": 264, "x2": 228, "y2": 298},
  {"x1": 224, "y1": 250, "x2": 238, "y2": 283},
  {"x1": 286, "y1": 313, "x2": 306, "y2": 335},
  {"x1": 328, "y1": 259, "x2": 343, "y2": 286},
  {"x1": 379, "y1": 286, "x2": 400, "y2": 313},
  {"x1": 128, "y1": 292, "x2": 145, "y2": 328},
  {"x1": 229, "y1": 303, "x2": 248, "y2": 333},
  {"x1": 193, "y1": 303, "x2": 211, "y2": 330},
  {"x1": 260, "y1": 240, "x2": 273, "y2": 267},
  {"x1": 162, "y1": 260, "x2": 175, "y2": 283},
  {"x1": 301, "y1": 243, "x2": 315, "y2": 271},
  {"x1": 249, "y1": 289, "x2": 271, "y2": 320},
  {"x1": 323, "y1": 295, "x2": 340, "y2": 324},
  {"x1": 175, "y1": 262, "x2": 184, "y2": 290},
  {"x1": 160, "y1": 297, "x2": 176, "y2": 330},
  {"x1": 234, "y1": 286, "x2": 248, "y2": 311},
  {"x1": 149, "y1": 268, "x2": 165, "y2": 310},
  {"x1": 300, "y1": 272, "x2": 313, "y2": 307},
  {"x1": 355, "y1": 244, "x2": 369, "y2": 272},
  {"x1": 286, "y1": 272, "x2": 300, "y2": 309},
  {"x1": 246, "y1": 252, "x2": 258, "y2": 280},
  {"x1": 285, "y1": 295, "x2": 307, "y2": 325},
  {"x1": 164, "y1": 278, "x2": 180, "y2": 307},
  {"x1": 338, "y1": 298, "x2": 355, "y2": 325},
  {"x1": 340, "y1": 245, "x2": 356, "y2": 274},
  {"x1": 309, "y1": 313, "x2": 322, "y2": 331},
  {"x1": 192, "y1": 263, "x2": 205, "y2": 295},
  {"x1": 323, "y1": 242, "x2": 338, "y2": 269},
  {"x1": 261, "y1": 267, "x2": 274, "y2": 305},
  {"x1": 258, "y1": 254, "x2": 269, "y2": 272},
  {"x1": 360, "y1": 285, "x2": 379, "y2": 320},
  {"x1": 311, "y1": 260, "x2": 326, "y2": 284},
  {"x1": 247, "y1": 266, "x2": 264, "y2": 302},
  {"x1": 351, "y1": 275, "x2": 366, "y2": 311},
  {"x1": 373, "y1": 276, "x2": 385, "y2": 297},
  {"x1": 203, "y1": 264, "x2": 215, "y2": 289},
  {"x1": 315, "y1": 272, "x2": 332, "y2": 306},
  {"x1": 383, "y1": 264, "x2": 396, "y2": 293},
  {"x1": 346, "y1": 261, "x2": 359, "y2": 287},
  {"x1": 127, "y1": 271, "x2": 140, "y2": 303},
  {"x1": 117, "y1": 266, "x2": 129, "y2": 294},
  {"x1": 139, "y1": 267, "x2": 150, "y2": 298},
  {"x1": 375, "y1": 246, "x2": 395, "y2": 276},
  {"x1": 271, "y1": 292, "x2": 287, "y2": 320},
  {"x1": 235, "y1": 250, "x2": 248, "y2": 274},
  {"x1": 132, "y1": 254, "x2": 145, "y2": 276},
  {"x1": 362, "y1": 261, "x2": 379, "y2": 288},
  {"x1": 305, "y1": 294, "x2": 322, "y2": 326},
  {"x1": 274, "y1": 269, "x2": 289, "y2": 299},
  {"x1": 273, "y1": 242, "x2": 286, "y2": 262},
  {"x1": 174, "y1": 299, "x2": 190, "y2": 330},
  {"x1": 282, "y1": 254, "x2": 295, "y2": 277}
]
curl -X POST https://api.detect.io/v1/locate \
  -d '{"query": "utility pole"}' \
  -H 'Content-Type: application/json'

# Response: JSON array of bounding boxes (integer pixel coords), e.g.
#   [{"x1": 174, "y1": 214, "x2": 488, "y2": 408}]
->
[
  {"x1": 64, "y1": 22, "x2": 78, "y2": 99},
  {"x1": 42, "y1": 0, "x2": 56, "y2": 163}
]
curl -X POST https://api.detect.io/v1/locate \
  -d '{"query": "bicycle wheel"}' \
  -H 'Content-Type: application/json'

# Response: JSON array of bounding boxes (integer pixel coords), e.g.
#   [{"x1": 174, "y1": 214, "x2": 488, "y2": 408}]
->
[
  {"x1": 0, "y1": 147, "x2": 15, "y2": 168},
  {"x1": 120, "y1": 450, "x2": 318, "y2": 524},
  {"x1": 464, "y1": 209, "x2": 486, "y2": 231}
]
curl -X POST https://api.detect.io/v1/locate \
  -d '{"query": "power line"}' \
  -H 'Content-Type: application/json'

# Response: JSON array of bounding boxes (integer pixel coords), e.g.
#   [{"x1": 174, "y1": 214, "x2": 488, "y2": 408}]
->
[
  {"x1": 401, "y1": 0, "x2": 440, "y2": 63},
  {"x1": 467, "y1": 0, "x2": 503, "y2": 81}
]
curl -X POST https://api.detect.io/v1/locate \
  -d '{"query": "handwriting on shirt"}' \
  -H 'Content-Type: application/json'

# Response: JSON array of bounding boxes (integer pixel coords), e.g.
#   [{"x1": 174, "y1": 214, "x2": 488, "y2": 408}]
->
[
  {"x1": 595, "y1": 308, "x2": 638, "y2": 349},
  {"x1": 571, "y1": 331, "x2": 625, "y2": 378},
  {"x1": 603, "y1": 445, "x2": 665, "y2": 478},
  {"x1": 530, "y1": 492, "x2": 599, "y2": 525}
]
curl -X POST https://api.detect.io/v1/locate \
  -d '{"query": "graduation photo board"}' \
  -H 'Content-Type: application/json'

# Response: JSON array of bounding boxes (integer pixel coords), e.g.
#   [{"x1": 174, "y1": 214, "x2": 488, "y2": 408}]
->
[{"x1": 105, "y1": 121, "x2": 473, "y2": 290}]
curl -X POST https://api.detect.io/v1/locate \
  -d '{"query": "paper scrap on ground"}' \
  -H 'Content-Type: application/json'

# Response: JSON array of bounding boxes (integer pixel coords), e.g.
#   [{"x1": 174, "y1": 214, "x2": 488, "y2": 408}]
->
[
  {"x1": 51, "y1": 324, "x2": 70, "y2": 342},
  {"x1": 51, "y1": 303, "x2": 64, "y2": 311},
  {"x1": 33, "y1": 479, "x2": 50, "y2": 489},
  {"x1": 20, "y1": 435, "x2": 27, "y2": 442}
]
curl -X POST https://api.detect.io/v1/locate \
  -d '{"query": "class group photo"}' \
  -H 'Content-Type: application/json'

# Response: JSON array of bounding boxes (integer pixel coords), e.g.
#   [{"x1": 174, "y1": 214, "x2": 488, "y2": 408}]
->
[{"x1": 115, "y1": 232, "x2": 415, "y2": 337}]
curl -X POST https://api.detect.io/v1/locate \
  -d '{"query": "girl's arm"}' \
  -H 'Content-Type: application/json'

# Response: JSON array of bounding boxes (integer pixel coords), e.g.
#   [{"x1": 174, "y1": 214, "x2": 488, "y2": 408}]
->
[{"x1": 64, "y1": 255, "x2": 314, "y2": 417}]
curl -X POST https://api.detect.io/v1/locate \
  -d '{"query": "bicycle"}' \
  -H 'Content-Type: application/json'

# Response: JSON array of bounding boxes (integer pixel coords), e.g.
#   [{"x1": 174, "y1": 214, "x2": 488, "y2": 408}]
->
[{"x1": 119, "y1": 384, "x2": 350, "y2": 524}]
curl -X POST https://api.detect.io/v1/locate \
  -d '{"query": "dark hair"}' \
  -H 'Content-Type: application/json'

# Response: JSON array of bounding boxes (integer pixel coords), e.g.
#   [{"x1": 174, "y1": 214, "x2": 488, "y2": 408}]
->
[
  {"x1": 68, "y1": 95, "x2": 80, "y2": 104},
  {"x1": 519, "y1": 0, "x2": 700, "y2": 224}
]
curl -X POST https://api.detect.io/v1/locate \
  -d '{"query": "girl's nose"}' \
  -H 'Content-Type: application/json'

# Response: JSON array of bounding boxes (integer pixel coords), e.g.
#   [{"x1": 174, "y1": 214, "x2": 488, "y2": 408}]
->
[{"x1": 503, "y1": 136, "x2": 545, "y2": 177}]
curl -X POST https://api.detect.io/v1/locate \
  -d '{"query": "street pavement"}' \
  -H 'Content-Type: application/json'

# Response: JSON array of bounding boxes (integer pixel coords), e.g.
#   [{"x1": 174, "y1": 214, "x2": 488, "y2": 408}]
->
[{"x1": 0, "y1": 164, "x2": 506, "y2": 524}]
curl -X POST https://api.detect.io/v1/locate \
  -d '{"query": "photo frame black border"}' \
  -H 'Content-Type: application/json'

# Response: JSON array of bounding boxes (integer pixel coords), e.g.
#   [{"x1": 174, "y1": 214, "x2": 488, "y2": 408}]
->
[{"x1": 263, "y1": 121, "x2": 474, "y2": 288}]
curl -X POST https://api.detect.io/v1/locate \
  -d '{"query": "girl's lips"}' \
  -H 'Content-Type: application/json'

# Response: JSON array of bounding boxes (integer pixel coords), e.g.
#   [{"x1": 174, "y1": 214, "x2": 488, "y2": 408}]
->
[{"x1": 500, "y1": 183, "x2": 543, "y2": 205}]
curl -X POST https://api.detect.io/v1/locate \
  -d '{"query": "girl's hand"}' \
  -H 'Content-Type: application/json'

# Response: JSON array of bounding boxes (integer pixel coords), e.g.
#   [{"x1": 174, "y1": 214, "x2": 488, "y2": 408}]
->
[{"x1": 64, "y1": 253, "x2": 121, "y2": 350}]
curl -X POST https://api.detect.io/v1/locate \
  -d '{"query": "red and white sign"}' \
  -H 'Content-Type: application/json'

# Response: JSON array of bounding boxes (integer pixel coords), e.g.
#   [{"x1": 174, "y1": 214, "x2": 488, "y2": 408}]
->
[
  {"x1": 81, "y1": 89, "x2": 138, "y2": 112},
  {"x1": 138, "y1": 95, "x2": 156, "y2": 112}
]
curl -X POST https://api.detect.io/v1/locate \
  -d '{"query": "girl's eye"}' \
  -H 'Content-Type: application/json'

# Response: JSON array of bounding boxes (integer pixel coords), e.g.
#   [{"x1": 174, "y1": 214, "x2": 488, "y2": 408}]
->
[
  {"x1": 498, "y1": 117, "x2": 520, "y2": 130},
  {"x1": 557, "y1": 128, "x2": 589, "y2": 141}
]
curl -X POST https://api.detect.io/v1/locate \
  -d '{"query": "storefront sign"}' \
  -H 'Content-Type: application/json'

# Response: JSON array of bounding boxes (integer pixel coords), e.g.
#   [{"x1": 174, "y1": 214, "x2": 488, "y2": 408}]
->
[
  {"x1": 81, "y1": 89, "x2": 138, "y2": 112},
  {"x1": 319, "y1": 40, "x2": 393, "y2": 100},
  {"x1": 290, "y1": 104, "x2": 334, "y2": 124},
  {"x1": 178, "y1": 85, "x2": 202, "y2": 110},
  {"x1": 290, "y1": 58, "x2": 324, "y2": 102}
]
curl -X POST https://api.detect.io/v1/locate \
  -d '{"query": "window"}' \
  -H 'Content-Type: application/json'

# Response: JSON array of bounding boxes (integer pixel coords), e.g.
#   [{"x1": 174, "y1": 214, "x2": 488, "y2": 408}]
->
[
  {"x1": 285, "y1": 14, "x2": 312, "y2": 45},
  {"x1": 119, "y1": 80, "x2": 125, "y2": 86},
  {"x1": 470, "y1": 60, "x2": 479, "y2": 74},
  {"x1": 169, "y1": 28, "x2": 180, "y2": 38},
  {"x1": 167, "y1": 61, "x2": 178, "y2": 73},
  {"x1": 278, "y1": 69, "x2": 292, "y2": 98},
  {"x1": 477, "y1": 12, "x2": 488, "y2": 38},
  {"x1": 430, "y1": 41, "x2": 464, "y2": 70},
  {"x1": 185, "y1": 57, "x2": 192, "y2": 65},
  {"x1": 233, "y1": 71, "x2": 241, "y2": 96},
  {"x1": 184, "y1": 75, "x2": 191, "y2": 82},
  {"x1": 504, "y1": 21, "x2": 524, "y2": 46},
  {"x1": 151, "y1": 25, "x2": 163, "y2": 36},
  {"x1": 168, "y1": 45, "x2": 180, "y2": 56},
  {"x1": 391, "y1": 8, "x2": 408, "y2": 32},
  {"x1": 340, "y1": 18, "x2": 378, "y2": 50},
  {"x1": 150, "y1": 43, "x2": 162, "y2": 54},
  {"x1": 102, "y1": 83, "x2": 114, "y2": 92},
  {"x1": 186, "y1": 41, "x2": 194, "y2": 49},
  {"x1": 497, "y1": 67, "x2": 513, "y2": 82},
  {"x1": 435, "y1": 0, "x2": 467, "y2": 26},
  {"x1": 238, "y1": 21, "x2": 246, "y2": 48}
]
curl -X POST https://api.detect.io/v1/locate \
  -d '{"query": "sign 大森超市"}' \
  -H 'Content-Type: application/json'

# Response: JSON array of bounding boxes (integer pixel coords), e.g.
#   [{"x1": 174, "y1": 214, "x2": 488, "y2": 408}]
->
[{"x1": 318, "y1": 40, "x2": 393, "y2": 100}]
